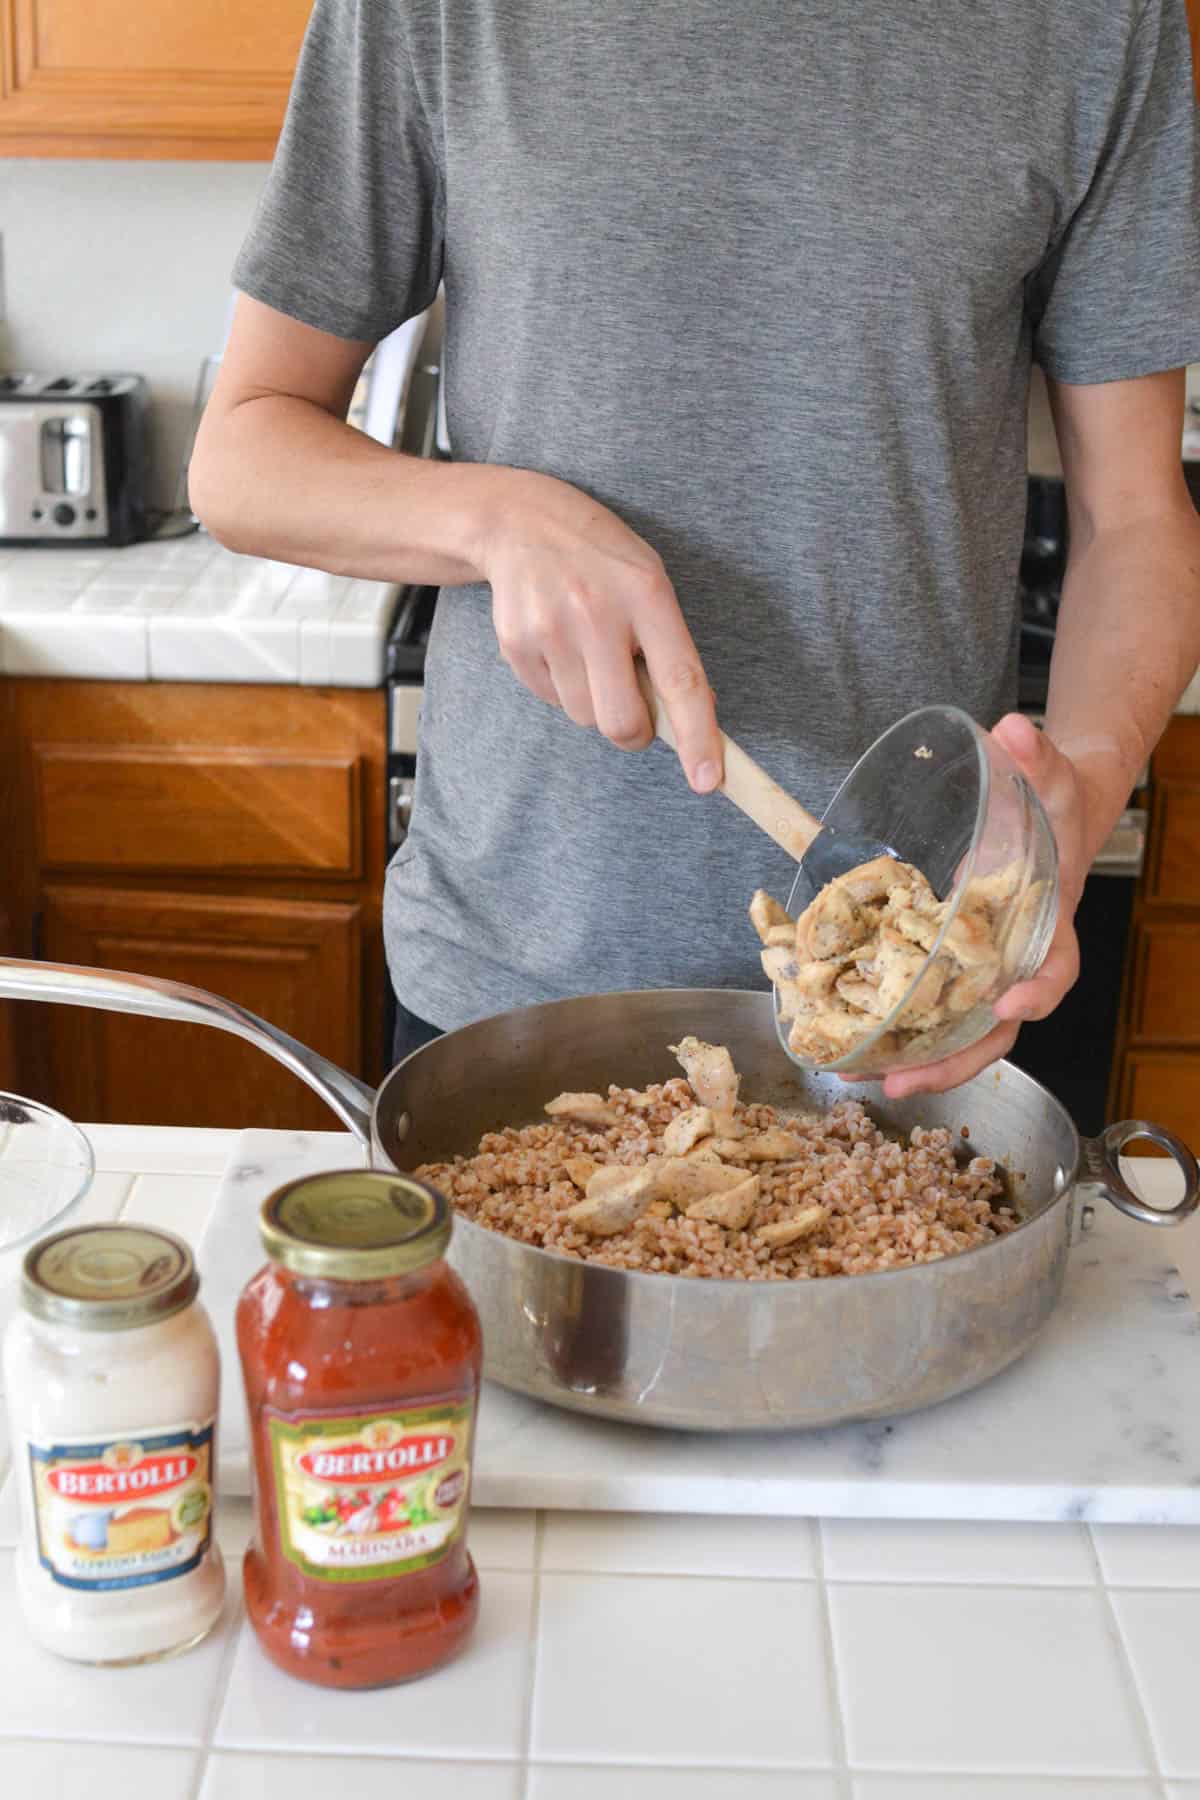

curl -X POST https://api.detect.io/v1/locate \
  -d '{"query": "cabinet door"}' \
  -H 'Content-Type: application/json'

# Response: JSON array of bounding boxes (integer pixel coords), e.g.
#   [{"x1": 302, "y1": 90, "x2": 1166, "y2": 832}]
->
[
  {"x1": 0, "y1": 0, "x2": 310, "y2": 158},
  {"x1": 39, "y1": 886, "x2": 363, "y2": 1131},
  {"x1": 1116, "y1": 1051, "x2": 1200, "y2": 1149},
  {"x1": 1128, "y1": 919, "x2": 1200, "y2": 1043}
]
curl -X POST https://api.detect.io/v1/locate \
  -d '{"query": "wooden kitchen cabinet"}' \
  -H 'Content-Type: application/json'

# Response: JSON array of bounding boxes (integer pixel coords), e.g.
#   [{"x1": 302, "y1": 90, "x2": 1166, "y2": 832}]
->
[
  {"x1": 1110, "y1": 716, "x2": 1200, "y2": 1146},
  {"x1": 0, "y1": 0, "x2": 310, "y2": 158},
  {"x1": 1, "y1": 678, "x2": 388, "y2": 1131}
]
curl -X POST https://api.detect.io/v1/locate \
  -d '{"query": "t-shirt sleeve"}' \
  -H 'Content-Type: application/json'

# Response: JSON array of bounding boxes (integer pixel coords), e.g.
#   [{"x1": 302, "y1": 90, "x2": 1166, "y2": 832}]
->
[
  {"x1": 232, "y1": 0, "x2": 443, "y2": 345},
  {"x1": 1030, "y1": 0, "x2": 1200, "y2": 384}
]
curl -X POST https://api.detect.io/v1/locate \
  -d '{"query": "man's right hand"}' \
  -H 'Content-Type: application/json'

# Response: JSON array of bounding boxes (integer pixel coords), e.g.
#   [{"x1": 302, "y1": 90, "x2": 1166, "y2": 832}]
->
[{"x1": 479, "y1": 469, "x2": 724, "y2": 794}]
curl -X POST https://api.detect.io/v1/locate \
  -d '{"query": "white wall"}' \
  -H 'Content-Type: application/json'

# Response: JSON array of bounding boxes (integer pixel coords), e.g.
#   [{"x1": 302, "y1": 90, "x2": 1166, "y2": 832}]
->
[{"x1": 1, "y1": 160, "x2": 267, "y2": 510}]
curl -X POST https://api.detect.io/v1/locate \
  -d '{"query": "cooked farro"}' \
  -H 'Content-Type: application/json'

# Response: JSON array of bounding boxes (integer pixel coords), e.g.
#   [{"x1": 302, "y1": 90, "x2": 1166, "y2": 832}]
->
[{"x1": 416, "y1": 1072, "x2": 1017, "y2": 1282}]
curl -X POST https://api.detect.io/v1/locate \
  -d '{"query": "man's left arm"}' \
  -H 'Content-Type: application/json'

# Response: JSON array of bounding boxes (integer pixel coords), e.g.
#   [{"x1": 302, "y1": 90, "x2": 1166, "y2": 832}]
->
[{"x1": 886, "y1": 367, "x2": 1200, "y2": 1098}]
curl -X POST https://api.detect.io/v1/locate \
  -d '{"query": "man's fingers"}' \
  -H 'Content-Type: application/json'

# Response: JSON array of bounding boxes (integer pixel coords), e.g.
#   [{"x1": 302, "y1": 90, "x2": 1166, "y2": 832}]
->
[
  {"x1": 585, "y1": 636, "x2": 655, "y2": 751},
  {"x1": 641, "y1": 632, "x2": 722, "y2": 795},
  {"x1": 544, "y1": 648, "x2": 597, "y2": 728},
  {"x1": 879, "y1": 1019, "x2": 1022, "y2": 1099},
  {"x1": 992, "y1": 928, "x2": 1080, "y2": 1024}
]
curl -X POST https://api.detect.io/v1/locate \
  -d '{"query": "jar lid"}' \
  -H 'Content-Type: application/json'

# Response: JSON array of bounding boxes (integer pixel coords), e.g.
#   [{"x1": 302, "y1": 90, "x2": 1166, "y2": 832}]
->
[
  {"x1": 259, "y1": 1170, "x2": 452, "y2": 1281},
  {"x1": 22, "y1": 1224, "x2": 198, "y2": 1332}
]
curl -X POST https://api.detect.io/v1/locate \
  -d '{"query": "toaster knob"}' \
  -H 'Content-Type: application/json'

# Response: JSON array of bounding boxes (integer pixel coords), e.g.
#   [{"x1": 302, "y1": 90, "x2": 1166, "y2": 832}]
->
[{"x1": 52, "y1": 503, "x2": 77, "y2": 527}]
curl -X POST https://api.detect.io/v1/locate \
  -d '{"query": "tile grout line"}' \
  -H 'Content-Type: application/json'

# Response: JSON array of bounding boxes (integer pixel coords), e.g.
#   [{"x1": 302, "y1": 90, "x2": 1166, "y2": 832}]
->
[
  {"x1": 812, "y1": 1518, "x2": 853, "y2": 1800},
  {"x1": 1084, "y1": 1523, "x2": 1170, "y2": 1793},
  {"x1": 185, "y1": 1576, "x2": 247, "y2": 1800},
  {"x1": 518, "y1": 1511, "x2": 547, "y2": 1797}
]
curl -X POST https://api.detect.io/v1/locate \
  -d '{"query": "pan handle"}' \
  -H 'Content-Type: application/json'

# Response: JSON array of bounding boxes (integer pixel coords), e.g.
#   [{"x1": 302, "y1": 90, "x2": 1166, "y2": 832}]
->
[
  {"x1": 0, "y1": 957, "x2": 376, "y2": 1146},
  {"x1": 1080, "y1": 1120, "x2": 1200, "y2": 1227}
]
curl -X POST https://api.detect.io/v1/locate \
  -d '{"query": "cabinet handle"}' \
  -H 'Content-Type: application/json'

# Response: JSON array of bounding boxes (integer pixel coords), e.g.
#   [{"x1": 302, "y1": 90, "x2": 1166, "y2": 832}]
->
[{"x1": 389, "y1": 776, "x2": 415, "y2": 849}]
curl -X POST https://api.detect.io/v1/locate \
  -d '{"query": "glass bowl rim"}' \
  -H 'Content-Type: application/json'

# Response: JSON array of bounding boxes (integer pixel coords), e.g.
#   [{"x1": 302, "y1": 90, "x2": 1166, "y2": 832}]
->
[{"x1": 0, "y1": 1091, "x2": 96, "y2": 1252}]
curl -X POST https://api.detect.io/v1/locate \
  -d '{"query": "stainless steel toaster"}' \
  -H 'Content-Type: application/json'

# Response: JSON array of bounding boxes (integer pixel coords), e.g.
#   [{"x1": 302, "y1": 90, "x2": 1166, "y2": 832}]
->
[{"x1": 0, "y1": 372, "x2": 150, "y2": 546}]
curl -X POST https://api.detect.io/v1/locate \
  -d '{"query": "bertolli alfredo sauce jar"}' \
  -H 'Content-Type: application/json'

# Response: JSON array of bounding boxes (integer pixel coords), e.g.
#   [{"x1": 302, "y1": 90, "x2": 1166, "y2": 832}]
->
[{"x1": 2, "y1": 1224, "x2": 225, "y2": 1664}]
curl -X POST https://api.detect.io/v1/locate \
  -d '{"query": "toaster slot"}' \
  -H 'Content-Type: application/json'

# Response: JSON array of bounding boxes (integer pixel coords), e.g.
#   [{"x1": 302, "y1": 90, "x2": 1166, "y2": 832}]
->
[{"x1": 40, "y1": 415, "x2": 91, "y2": 497}]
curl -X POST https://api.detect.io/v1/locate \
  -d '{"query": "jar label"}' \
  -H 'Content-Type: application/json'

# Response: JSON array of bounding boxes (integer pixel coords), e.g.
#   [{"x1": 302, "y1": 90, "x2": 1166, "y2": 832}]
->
[
  {"x1": 27, "y1": 1421, "x2": 215, "y2": 1592},
  {"x1": 265, "y1": 1399, "x2": 474, "y2": 1583}
]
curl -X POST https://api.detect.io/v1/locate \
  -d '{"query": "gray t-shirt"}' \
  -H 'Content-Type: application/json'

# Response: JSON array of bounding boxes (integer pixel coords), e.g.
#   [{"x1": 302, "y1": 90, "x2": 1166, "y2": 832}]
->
[{"x1": 234, "y1": 0, "x2": 1200, "y2": 1029}]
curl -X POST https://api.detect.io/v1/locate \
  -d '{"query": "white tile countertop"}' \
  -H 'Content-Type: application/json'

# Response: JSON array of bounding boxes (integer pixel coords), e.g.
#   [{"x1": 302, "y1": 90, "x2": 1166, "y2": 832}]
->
[
  {"x1": 1, "y1": 1126, "x2": 1200, "y2": 1799},
  {"x1": 0, "y1": 537, "x2": 399, "y2": 685}
]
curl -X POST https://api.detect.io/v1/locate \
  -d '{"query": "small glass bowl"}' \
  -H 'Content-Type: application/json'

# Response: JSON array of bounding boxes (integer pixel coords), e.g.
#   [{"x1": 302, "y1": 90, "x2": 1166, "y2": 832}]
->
[
  {"x1": 0, "y1": 1094, "x2": 95, "y2": 1252},
  {"x1": 776, "y1": 706, "x2": 1060, "y2": 1079}
]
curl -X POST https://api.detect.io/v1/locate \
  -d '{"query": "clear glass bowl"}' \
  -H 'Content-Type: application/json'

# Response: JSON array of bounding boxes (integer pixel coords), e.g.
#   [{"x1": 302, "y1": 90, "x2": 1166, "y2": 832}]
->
[
  {"x1": 775, "y1": 706, "x2": 1060, "y2": 1078},
  {"x1": 0, "y1": 1094, "x2": 95, "y2": 1252}
]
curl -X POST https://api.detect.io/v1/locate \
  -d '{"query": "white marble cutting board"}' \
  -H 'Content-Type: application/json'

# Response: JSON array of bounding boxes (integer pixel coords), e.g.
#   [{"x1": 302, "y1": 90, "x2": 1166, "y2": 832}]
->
[{"x1": 200, "y1": 1130, "x2": 1200, "y2": 1525}]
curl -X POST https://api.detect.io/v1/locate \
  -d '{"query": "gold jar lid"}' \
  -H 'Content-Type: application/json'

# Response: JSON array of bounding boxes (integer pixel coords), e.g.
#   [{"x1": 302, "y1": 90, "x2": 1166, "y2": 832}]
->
[
  {"x1": 259, "y1": 1170, "x2": 452, "y2": 1281},
  {"x1": 22, "y1": 1224, "x2": 198, "y2": 1332}
]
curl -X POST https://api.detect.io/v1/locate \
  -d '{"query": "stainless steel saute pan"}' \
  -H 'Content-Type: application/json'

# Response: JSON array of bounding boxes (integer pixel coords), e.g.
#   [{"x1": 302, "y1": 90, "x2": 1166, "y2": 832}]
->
[{"x1": 2, "y1": 961, "x2": 1196, "y2": 1431}]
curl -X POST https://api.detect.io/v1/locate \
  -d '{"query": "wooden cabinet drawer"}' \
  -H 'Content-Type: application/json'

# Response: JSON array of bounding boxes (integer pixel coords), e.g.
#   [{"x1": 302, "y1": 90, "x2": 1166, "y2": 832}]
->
[
  {"x1": 1148, "y1": 779, "x2": 1200, "y2": 906},
  {"x1": 1129, "y1": 919, "x2": 1200, "y2": 1044},
  {"x1": 34, "y1": 745, "x2": 363, "y2": 877},
  {"x1": 40, "y1": 885, "x2": 363, "y2": 1130},
  {"x1": 1116, "y1": 1051, "x2": 1200, "y2": 1146}
]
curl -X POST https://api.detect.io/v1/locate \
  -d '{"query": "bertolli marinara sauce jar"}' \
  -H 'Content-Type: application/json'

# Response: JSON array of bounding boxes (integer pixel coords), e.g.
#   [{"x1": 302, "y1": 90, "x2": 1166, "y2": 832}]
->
[{"x1": 236, "y1": 1170, "x2": 482, "y2": 1688}]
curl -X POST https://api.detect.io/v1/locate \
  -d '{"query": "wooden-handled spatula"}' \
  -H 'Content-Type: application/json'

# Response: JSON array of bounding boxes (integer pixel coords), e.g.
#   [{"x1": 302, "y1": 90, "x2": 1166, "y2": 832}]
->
[{"x1": 635, "y1": 662, "x2": 896, "y2": 887}]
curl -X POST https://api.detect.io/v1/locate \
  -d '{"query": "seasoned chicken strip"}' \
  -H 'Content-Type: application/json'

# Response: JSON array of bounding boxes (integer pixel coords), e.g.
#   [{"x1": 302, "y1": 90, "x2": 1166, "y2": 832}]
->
[
  {"x1": 669, "y1": 1036, "x2": 740, "y2": 1117},
  {"x1": 756, "y1": 1205, "x2": 827, "y2": 1247},
  {"x1": 545, "y1": 1092, "x2": 620, "y2": 1127},
  {"x1": 654, "y1": 1157, "x2": 753, "y2": 1210},
  {"x1": 564, "y1": 1165, "x2": 659, "y2": 1236},
  {"x1": 685, "y1": 1174, "x2": 760, "y2": 1231},
  {"x1": 710, "y1": 1129, "x2": 807, "y2": 1162},
  {"x1": 749, "y1": 889, "x2": 794, "y2": 946},
  {"x1": 662, "y1": 1106, "x2": 715, "y2": 1156}
]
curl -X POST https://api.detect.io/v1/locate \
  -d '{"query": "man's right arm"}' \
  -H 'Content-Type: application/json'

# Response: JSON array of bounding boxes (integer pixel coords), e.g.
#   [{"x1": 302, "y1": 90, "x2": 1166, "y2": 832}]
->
[{"x1": 189, "y1": 295, "x2": 723, "y2": 793}]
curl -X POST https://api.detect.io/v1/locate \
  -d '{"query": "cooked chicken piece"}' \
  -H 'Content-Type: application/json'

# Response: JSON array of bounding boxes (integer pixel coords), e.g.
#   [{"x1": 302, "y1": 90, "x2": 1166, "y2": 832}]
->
[
  {"x1": 686, "y1": 1174, "x2": 759, "y2": 1231},
  {"x1": 788, "y1": 1008, "x2": 874, "y2": 1062},
  {"x1": 669, "y1": 1036, "x2": 740, "y2": 1118},
  {"x1": 662, "y1": 1106, "x2": 715, "y2": 1156},
  {"x1": 796, "y1": 882, "x2": 870, "y2": 962},
  {"x1": 760, "y1": 945, "x2": 800, "y2": 985},
  {"x1": 837, "y1": 856, "x2": 912, "y2": 907},
  {"x1": 757, "y1": 1205, "x2": 827, "y2": 1247},
  {"x1": 938, "y1": 907, "x2": 997, "y2": 970},
  {"x1": 749, "y1": 889, "x2": 794, "y2": 946},
  {"x1": 941, "y1": 959, "x2": 1001, "y2": 1014},
  {"x1": 564, "y1": 1165, "x2": 659, "y2": 1236},
  {"x1": 998, "y1": 879, "x2": 1049, "y2": 975},
  {"x1": 765, "y1": 923, "x2": 797, "y2": 948},
  {"x1": 654, "y1": 1157, "x2": 751, "y2": 1210},
  {"x1": 874, "y1": 926, "x2": 947, "y2": 1017},
  {"x1": 563, "y1": 1155, "x2": 599, "y2": 1189},
  {"x1": 625, "y1": 1090, "x2": 658, "y2": 1111},
  {"x1": 835, "y1": 974, "x2": 889, "y2": 1017},
  {"x1": 891, "y1": 908, "x2": 941, "y2": 954},
  {"x1": 545, "y1": 1092, "x2": 620, "y2": 1127},
  {"x1": 684, "y1": 1143, "x2": 724, "y2": 1164},
  {"x1": 962, "y1": 863, "x2": 1024, "y2": 913},
  {"x1": 711, "y1": 1129, "x2": 807, "y2": 1162}
]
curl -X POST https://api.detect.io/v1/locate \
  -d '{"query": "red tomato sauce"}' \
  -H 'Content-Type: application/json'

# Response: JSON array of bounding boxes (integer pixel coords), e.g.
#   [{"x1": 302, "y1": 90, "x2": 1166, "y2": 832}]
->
[{"x1": 237, "y1": 1196, "x2": 482, "y2": 1689}]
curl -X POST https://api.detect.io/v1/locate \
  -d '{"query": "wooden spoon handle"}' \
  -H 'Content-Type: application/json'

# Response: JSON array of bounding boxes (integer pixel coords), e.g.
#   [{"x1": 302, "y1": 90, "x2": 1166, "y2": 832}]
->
[{"x1": 636, "y1": 663, "x2": 822, "y2": 862}]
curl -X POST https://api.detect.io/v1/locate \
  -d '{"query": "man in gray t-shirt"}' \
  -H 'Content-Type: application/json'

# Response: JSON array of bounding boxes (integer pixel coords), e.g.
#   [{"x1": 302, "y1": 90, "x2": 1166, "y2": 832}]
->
[{"x1": 191, "y1": 0, "x2": 1200, "y2": 1096}]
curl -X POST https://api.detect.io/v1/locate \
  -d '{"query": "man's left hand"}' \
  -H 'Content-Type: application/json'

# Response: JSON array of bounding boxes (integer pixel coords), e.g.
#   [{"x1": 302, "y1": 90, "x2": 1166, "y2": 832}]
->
[{"x1": 878, "y1": 712, "x2": 1090, "y2": 1100}]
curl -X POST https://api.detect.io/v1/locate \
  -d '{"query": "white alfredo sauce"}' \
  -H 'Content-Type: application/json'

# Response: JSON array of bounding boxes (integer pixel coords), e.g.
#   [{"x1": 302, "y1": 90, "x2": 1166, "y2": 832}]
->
[{"x1": 2, "y1": 1223, "x2": 225, "y2": 1664}]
